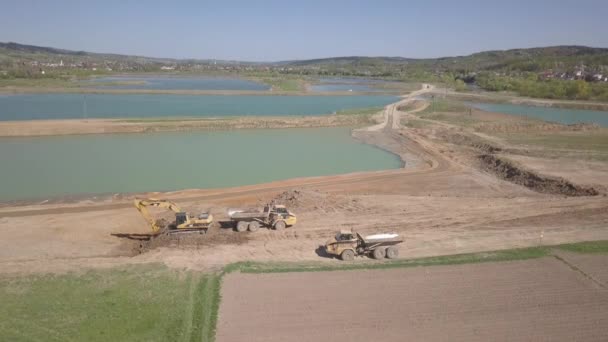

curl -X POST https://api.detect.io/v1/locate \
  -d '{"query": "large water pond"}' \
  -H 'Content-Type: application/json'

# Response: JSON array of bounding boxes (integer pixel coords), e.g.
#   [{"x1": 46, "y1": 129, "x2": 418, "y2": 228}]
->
[
  {"x1": 470, "y1": 103, "x2": 608, "y2": 127},
  {"x1": 0, "y1": 127, "x2": 402, "y2": 201},
  {"x1": 0, "y1": 94, "x2": 398, "y2": 121},
  {"x1": 87, "y1": 75, "x2": 269, "y2": 91}
]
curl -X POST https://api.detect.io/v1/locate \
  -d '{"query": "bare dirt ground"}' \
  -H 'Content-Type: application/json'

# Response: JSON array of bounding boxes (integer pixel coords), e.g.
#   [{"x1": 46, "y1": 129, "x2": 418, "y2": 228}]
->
[
  {"x1": 217, "y1": 256, "x2": 608, "y2": 342},
  {"x1": 553, "y1": 250, "x2": 608, "y2": 287},
  {"x1": 504, "y1": 155, "x2": 608, "y2": 191},
  {"x1": 0, "y1": 84, "x2": 607, "y2": 274}
]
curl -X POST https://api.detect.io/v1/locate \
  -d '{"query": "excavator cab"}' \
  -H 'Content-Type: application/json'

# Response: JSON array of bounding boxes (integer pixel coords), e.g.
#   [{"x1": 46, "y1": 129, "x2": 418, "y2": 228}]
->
[{"x1": 175, "y1": 212, "x2": 188, "y2": 226}]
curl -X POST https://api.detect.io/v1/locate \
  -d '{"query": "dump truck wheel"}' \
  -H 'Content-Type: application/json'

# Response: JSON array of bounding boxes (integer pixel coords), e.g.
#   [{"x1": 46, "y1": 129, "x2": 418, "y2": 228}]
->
[
  {"x1": 386, "y1": 246, "x2": 399, "y2": 259},
  {"x1": 340, "y1": 249, "x2": 355, "y2": 261},
  {"x1": 248, "y1": 221, "x2": 260, "y2": 232},
  {"x1": 274, "y1": 220, "x2": 286, "y2": 230},
  {"x1": 236, "y1": 221, "x2": 248, "y2": 232},
  {"x1": 373, "y1": 247, "x2": 386, "y2": 259}
]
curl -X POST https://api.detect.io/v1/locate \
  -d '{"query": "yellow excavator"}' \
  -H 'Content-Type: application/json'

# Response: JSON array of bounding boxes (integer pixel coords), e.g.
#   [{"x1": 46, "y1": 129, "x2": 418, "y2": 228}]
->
[{"x1": 133, "y1": 198, "x2": 214, "y2": 235}]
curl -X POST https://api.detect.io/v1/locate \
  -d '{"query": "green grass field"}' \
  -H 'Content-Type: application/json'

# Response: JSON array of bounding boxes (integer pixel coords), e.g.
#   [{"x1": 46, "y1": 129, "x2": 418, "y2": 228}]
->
[
  {"x1": 0, "y1": 265, "x2": 220, "y2": 342},
  {"x1": 1, "y1": 240, "x2": 606, "y2": 342}
]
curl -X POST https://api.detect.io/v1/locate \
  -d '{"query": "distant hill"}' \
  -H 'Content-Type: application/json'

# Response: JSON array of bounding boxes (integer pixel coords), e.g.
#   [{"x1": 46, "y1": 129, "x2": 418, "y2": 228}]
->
[
  {"x1": 285, "y1": 46, "x2": 608, "y2": 74},
  {"x1": 0, "y1": 42, "x2": 261, "y2": 67},
  {"x1": 1, "y1": 41, "x2": 607, "y2": 77},
  {"x1": 283, "y1": 56, "x2": 416, "y2": 66},
  {"x1": 0, "y1": 41, "x2": 181, "y2": 65}
]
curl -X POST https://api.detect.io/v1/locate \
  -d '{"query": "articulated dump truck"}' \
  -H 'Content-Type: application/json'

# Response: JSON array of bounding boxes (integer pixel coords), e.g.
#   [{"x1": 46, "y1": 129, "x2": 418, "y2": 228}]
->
[
  {"x1": 228, "y1": 203, "x2": 296, "y2": 232},
  {"x1": 325, "y1": 230, "x2": 403, "y2": 261}
]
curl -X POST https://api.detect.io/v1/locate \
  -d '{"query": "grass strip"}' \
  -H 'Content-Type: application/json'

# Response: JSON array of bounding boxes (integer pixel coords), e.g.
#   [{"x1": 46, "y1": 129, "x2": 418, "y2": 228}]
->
[
  {"x1": 554, "y1": 240, "x2": 608, "y2": 254},
  {"x1": 223, "y1": 246, "x2": 550, "y2": 274},
  {"x1": 335, "y1": 106, "x2": 383, "y2": 115}
]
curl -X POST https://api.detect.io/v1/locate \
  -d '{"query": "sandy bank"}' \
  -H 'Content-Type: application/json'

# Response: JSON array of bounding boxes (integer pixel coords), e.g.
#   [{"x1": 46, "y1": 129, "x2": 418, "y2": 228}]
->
[
  {"x1": 0, "y1": 86, "x2": 403, "y2": 96},
  {"x1": 0, "y1": 114, "x2": 382, "y2": 137}
]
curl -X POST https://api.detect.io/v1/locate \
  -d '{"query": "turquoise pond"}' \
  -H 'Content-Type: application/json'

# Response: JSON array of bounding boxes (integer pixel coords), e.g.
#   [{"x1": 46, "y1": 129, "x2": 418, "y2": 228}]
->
[
  {"x1": 0, "y1": 94, "x2": 399, "y2": 121},
  {"x1": 0, "y1": 127, "x2": 402, "y2": 201}
]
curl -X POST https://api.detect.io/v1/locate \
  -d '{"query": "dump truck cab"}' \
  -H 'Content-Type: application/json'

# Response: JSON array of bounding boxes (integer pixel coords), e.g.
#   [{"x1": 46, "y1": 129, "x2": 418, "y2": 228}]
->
[
  {"x1": 267, "y1": 204, "x2": 297, "y2": 227},
  {"x1": 325, "y1": 230, "x2": 362, "y2": 261}
]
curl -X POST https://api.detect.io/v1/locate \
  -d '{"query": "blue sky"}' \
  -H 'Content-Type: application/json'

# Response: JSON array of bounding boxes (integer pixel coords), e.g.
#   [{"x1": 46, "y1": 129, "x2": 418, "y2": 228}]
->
[{"x1": 0, "y1": 0, "x2": 606, "y2": 61}]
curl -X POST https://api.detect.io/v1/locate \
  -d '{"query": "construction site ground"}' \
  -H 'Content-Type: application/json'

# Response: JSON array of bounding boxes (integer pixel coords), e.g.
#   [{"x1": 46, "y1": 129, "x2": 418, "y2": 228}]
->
[
  {"x1": 2, "y1": 85, "x2": 608, "y2": 341},
  {"x1": 0, "y1": 85, "x2": 607, "y2": 274}
]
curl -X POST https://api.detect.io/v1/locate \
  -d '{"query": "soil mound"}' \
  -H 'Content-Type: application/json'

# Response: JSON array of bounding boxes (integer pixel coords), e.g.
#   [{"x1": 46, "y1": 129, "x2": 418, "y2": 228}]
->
[
  {"x1": 268, "y1": 189, "x2": 364, "y2": 212},
  {"x1": 478, "y1": 154, "x2": 599, "y2": 197},
  {"x1": 475, "y1": 121, "x2": 600, "y2": 134},
  {"x1": 442, "y1": 132, "x2": 502, "y2": 153}
]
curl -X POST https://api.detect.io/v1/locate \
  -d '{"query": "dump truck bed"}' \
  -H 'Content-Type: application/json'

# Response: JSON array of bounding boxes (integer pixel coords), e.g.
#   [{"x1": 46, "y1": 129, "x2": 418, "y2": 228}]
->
[
  {"x1": 360, "y1": 233, "x2": 403, "y2": 246},
  {"x1": 228, "y1": 209, "x2": 266, "y2": 220}
]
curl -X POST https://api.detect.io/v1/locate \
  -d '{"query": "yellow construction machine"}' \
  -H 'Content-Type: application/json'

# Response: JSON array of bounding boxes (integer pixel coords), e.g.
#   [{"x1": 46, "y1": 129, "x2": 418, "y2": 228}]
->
[{"x1": 133, "y1": 198, "x2": 214, "y2": 235}]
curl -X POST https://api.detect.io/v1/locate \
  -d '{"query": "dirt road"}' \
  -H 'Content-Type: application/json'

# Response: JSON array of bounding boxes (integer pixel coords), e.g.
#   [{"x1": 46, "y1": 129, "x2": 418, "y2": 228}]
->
[
  {"x1": 217, "y1": 255, "x2": 608, "y2": 342},
  {"x1": 361, "y1": 83, "x2": 433, "y2": 132},
  {"x1": 0, "y1": 83, "x2": 607, "y2": 274}
]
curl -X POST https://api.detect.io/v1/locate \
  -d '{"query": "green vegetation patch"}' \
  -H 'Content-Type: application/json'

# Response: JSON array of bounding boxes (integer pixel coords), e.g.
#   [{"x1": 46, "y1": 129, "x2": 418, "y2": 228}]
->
[
  {"x1": 425, "y1": 113, "x2": 480, "y2": 127},
  {"x1": 555, "y1": 240, "x2": 608, "y2": 254},
  {"x1": 335, "y1": 106, "x2": 383, "y2": 116},
  {"x1": 0, "y1": 264, "x2": 221, "y2": 342},
  {"x1": 402, "y1": 118, "x2": 431, "y2": 128},
  {"x1": 477, "y1": 73, "x2": 608, "y2": 101},
  {"x1": 257, "y1": 76, "x2": 305, "y2": 91},
  {"x1": 420, "y1": 98, "x2": 469, "y2": 114}
]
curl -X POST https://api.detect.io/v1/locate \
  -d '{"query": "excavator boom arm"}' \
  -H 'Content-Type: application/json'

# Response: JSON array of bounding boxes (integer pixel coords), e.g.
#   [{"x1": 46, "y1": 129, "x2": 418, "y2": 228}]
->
[{"x1": 134, "y1": 198, "x2": 183, "y2": 233}]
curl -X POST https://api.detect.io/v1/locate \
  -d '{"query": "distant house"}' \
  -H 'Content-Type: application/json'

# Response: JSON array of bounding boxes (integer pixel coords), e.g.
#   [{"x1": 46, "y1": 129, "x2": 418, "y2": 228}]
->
[{"x1": 161, "y1": 65, "x2": 176, "y2": 70}]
